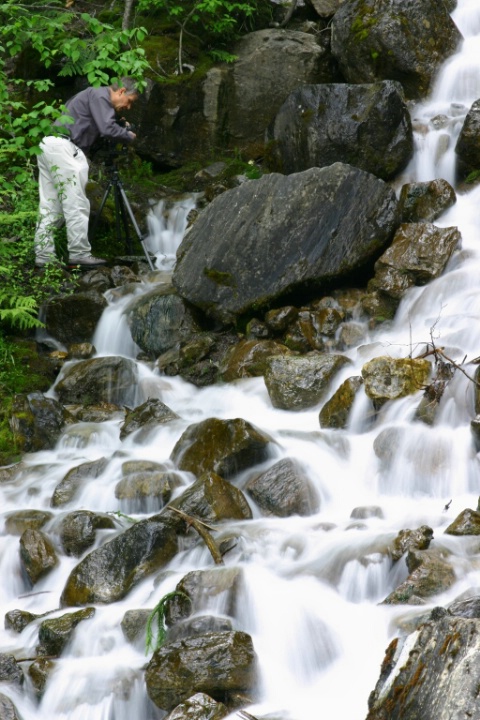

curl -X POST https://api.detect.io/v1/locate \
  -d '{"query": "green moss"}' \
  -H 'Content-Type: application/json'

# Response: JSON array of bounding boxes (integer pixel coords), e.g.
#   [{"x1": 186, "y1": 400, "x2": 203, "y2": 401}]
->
[{"x1": 203, "y1": 267, "x2": 237, "y2": 287}]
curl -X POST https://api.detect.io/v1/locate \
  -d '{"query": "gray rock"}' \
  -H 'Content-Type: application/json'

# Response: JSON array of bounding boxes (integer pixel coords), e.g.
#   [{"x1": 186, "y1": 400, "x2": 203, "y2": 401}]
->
[
  {"x1": 163, "y1": 692, "x2": 229, "y2": 720},
  {"x1": 37, "y1": 608, "x2": 96, "y2": 656},
  {"x1": 246, "y1": 458, "x2": 319, "y2": 517},
  {"x1": 19, "y1": 528, "x2": 58, "y2": 585},
  {"x1": 331, "y1": 0, "x2": 462, "y2": 100},
  {"x1": 43, "y1": 290, "x2": 108, "y2": 345},
  {"x1": 10, "y1": 392, "x2": 66, "y2": 452},
  {"x1": 51, "y1": 457, "x2": 108, "y2": 507},
  {"x1": 269, "y1": 81, "x2": 413, "y2": 180},
  {"x1": 172, "y1": 165, "x2": 399, "y2": 324},
  {"x1": 264, "y1": 352, "x2": 350, "y2": 410}
]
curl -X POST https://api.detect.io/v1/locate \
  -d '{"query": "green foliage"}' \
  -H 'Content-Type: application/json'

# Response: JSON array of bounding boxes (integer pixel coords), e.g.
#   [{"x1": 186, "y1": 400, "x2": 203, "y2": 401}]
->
[
  {"x1": 137, "y1": 0, "x2": 270, "y2": 66},
  {"x1": 0, "y1": 172, "x2": 69, "y2": 330},
  {"x1": 145, "y1": 590, "x2": 191, "y2": 654}
]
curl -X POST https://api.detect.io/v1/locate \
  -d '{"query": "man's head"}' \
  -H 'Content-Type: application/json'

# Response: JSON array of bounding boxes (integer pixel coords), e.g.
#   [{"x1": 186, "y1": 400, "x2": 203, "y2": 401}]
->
[{"x1": 110, "y1": 77, "x2": 140, "y2": 112}]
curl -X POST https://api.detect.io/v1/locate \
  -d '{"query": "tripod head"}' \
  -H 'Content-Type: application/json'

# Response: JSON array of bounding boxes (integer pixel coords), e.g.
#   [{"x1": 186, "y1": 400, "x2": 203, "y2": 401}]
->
[{"x1": 94, "y1": 120, "x2": 136, "y2": 168}]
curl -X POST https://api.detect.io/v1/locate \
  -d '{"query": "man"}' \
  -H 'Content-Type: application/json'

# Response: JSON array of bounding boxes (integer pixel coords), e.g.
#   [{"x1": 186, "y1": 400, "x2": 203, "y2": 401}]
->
[{"x1": 34, "y1": 78, "x2": 139, "y2": 267}]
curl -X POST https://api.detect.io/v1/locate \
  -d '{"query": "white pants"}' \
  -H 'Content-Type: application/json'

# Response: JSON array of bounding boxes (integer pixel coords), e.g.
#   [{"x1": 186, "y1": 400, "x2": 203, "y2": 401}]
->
[{"x1": 34, "y1": 136, "x2": 92, "y2": 261}]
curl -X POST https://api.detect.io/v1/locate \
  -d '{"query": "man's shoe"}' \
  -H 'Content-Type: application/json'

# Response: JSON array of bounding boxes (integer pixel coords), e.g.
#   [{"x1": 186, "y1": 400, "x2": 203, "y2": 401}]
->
[{"x1": 69, "y1": 255, "x2": 107, "y2": 266}]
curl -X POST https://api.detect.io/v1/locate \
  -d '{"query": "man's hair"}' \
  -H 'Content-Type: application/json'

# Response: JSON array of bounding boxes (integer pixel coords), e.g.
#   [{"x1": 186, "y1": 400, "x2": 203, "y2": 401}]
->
[{"x1": 112, "y1": 77, "x2": 140, "y2": 95}]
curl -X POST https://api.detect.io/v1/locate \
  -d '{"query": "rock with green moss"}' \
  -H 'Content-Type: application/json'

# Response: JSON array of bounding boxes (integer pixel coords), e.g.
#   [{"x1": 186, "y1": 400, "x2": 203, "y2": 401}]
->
[
  {"x1": 51, "y1": 457, "x2": 109, "y2": 508},
  {"x1": 319, "y1": 376, "x2": 364, "y2": 429},
  {"x1": 169, "y1": 471, "x2": 252, "y2": 523},
  {"x1": 220, "y1": 338, "x2": 292, "y2": 382},
  {"x1": 444, "y1": 508, "x2": 480, "y2": 536},
  {"x1": 37, "y1": 607, "x2": 96, "y2": 656},
  {"x1": 28, "y1": 657, "x2": 55, "y2": 698},
  {"x1": 4, "y1": 509, "x2": 53, "y2": 536},
  {"x1": 362, "y1": 356, "x2": 431, "y2": 408},
  {"x1": 170, "y1": 418, "x2": 273, "y2": 478},
  {"x1": 11, "y1": 392, "x2": 66, "y2": 452},
  {"x1": 54, "y1": 356, "x2": 138, "y2": 406},
  {"x1": 120, "y1": 398, "x2": 179, "y2": 440},
  {"x1": 59, "y1": 510, "x2": 116, "y2": 557},
  {"x1": 145, "y1": 631, "x2": 257, "y2": 712},
  {"x1": 264, "y1": 351, "x2": 351, "y2": 411},
  {"x1": 331, "y1": 0, "x2": 462, "y2": 100},
  {"x1": 383, "y1": 548, "x2": 455, "y2": 605}
]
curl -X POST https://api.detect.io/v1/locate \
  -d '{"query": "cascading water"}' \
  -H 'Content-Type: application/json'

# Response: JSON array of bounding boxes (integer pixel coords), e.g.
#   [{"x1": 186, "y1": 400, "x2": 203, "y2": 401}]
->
[{"x1": 2, "y1": 3, "x2": 480, "y2": 718}]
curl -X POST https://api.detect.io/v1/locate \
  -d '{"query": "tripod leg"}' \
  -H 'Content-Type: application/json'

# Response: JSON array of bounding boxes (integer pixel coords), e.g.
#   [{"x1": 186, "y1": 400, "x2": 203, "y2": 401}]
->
[
  {"x1": 118, "y1": 186, "x2": 155, "y2": 270},
  {"x1": 114, "y1": 184, "x2": 133, "y2": 254}
]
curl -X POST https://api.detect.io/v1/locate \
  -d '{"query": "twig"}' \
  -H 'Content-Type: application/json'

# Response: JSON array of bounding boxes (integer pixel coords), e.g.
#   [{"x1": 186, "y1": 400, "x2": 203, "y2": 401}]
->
[
  {"x1": 16, "y1": 654, "x2": 58, "y2": 663},
  {"x1": 169, "y1": 507, "x2": 224, "y2": 565}
]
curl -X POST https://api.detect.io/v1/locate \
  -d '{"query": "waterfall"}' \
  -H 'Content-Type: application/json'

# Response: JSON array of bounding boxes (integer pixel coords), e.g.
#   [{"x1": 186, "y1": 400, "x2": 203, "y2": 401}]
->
[{"x1": 2, "y1": 3, "x2": 480, "y2": 718}]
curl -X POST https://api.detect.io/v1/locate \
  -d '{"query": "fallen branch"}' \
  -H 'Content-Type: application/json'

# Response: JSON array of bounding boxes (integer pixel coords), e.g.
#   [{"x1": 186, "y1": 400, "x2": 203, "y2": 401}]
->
[{"x1": 169, "y1": 507, "x2": 224, "y2": 565}]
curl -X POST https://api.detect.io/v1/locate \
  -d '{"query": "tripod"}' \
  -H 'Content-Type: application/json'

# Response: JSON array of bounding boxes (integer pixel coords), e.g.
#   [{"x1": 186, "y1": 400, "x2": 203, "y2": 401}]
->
[{"x1": 90, "y1": 149, "x2": 155, "y2": 270}]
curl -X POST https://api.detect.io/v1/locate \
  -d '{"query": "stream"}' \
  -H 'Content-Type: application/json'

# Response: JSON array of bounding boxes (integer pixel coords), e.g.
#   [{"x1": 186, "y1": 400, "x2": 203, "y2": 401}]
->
[{"x1": 1, "y1": 1, "x2": 480, "y2": 718}]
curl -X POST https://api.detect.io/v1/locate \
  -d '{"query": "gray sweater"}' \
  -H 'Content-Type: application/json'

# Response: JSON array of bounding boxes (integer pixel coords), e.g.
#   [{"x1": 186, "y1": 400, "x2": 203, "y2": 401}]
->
[{"x1": 57, "y1": 86, "x2": 133, "y2": 152}]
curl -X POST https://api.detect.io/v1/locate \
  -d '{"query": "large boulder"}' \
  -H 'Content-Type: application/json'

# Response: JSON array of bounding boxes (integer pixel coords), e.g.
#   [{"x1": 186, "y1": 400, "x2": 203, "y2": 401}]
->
[
  {"x1": 367, "y1": 615, "x2": 480, "y2": 719},
  {"x1": 60, "y1": 513, "x2": 180, "y2": 606},
  {"x1": 225, "y1": 29, "x2": 341, "y2": 144},
  {"x1": 331, "y1": 0, "x2": 463, "y2": 100},
  {"x1": 269, "y1": 81, "x2": 413, "y2": 180},
  {"x1": 145, "y1": 631, "x2": 257, "y2": 712},
  {"x1": 172, "y1": 164, "x2": 399, "y2": 323}
]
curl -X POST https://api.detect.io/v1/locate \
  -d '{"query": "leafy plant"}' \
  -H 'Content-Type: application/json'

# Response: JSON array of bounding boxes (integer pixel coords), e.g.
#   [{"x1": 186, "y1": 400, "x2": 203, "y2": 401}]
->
[{"x1": 145, "y1": 590, "x2": 191, "y2": 653}]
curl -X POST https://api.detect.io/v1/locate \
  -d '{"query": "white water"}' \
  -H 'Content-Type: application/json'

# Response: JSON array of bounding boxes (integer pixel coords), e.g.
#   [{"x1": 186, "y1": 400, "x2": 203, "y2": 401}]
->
[{"x1": 2, "y1": 3, "x2": 480, "y2": 717}]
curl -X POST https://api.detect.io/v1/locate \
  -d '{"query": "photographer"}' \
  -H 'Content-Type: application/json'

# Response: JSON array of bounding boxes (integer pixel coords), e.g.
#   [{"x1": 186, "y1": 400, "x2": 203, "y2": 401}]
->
[{"x1": 34, "y1": 78, "x2": 139, "y2": 267}]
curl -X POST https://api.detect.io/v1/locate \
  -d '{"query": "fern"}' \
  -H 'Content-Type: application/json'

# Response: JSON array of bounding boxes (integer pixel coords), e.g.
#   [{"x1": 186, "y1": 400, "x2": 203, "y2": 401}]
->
[
  {"x1": 145, "y1": 590, "x2": 191, "y2": 654},
  {"x1": 0, "y1": 292, "x2": 43, "y2": 329}
]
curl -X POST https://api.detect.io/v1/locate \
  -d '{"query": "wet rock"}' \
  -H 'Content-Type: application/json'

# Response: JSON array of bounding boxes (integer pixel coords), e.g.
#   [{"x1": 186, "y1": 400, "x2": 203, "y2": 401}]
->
[
  {"x1": 37, "y1": 607, "x2": 96, "y2": 656},
  {"x1": 54, "y1": 356, "x2": 138, "y2": 406},
  {"x1": 43, "y1": 290, "x2": 108, "y2": 344},
  {"x1": 51, "y1": 457, "x2": 108, "y2": 507},
  {"x1": 360, "y1": 290, "x2": 399, "y2": 326},
  {"x1": 362, "y1": 356, "x2": 431, "y2": 408},
  {"x1": 373, "y1": 426, "x2": 408, "y2": 470},
  {"x1": 127, "y1": 286, "x2": 202, "y2": 358},
  {"x1": 398, "y1": 179, "x2": 456, "y2": 222},
  {"x1": 448, "y1": 595, "x2": 480, "y2": 619},
  {"x1": 473, "y1": 366, "x2": 480, "y2": 415},
  {"x1": 172, "y1": 165, "x2": 399, "y2": 324},
  {"x1": 4, "y1": 510, "x2": 53, "y2": 536},
  {"x1": 4, "y1": 609, "x2": 40, "y2": 633},
  {"x1": 28, "y1": 657, "x2": 55, "y2": 698},
  {"x1": 0, "y1": 654, "x2": 23, "y2": 686},
  {"x1": 388, "y1": 526, "x2": 434, "y2": 562},
  {"x1": 169, "y1": 472, "x2": 252, "y2": 523},
  {"x1": 220, "y1": 339, "x2": 292, "y2": 382},
  {"x1": 245, "y1": 458, "x2": 319, "y2": 517},
  {"x1": 0, "y1": 692, "x2": 22, "y2": 720},
  {"x1": 66, "y1": 403, "x2": 124, "y2": 423},
  {"x1": 264, "y1": 352, "x2": 350, "y2": 411},
  {"x1": 331, "y1": 0, "x2": 462, "y2": 100},
  {"x1": 415, "y1": 359, "x2": 455, "y2": 425},
  {"x1": 19, "y1": 528, "x2": 59, "y2": 585},
  {"x1": 455, "y1": 98, "x2": 480, "y2": 180},
  {"x1": 350, "y1": 506, "x2": 384, "y2": 520},
  {"x1": 115, "y1": 468, "x2": 183, "y2": 513},
  {"x1": 120, "y1": 398, "x2": 179, "y2": 439},
  {"x1": 319, "y1": 376, "x2": 364, "y2": 429},
  {"x1": 67, "y1": 342, "x2": 96, "y2": 360},
  {"x1": 10, "y1": 392, "x2": 67, "y2": 452},
  {"x1": 337, "y1": 322, "x2": 366, "y2": 349},
  {"x1": 383, "y1": 548, "x2": 455, "y2": 604},
  {"x1": 121, "y1": 609, "x2": 152, "y2": 646},
  {"x1": 307, "y1": 0, "x2": 342, "y2": 17},
  {"x1": 59, "y1": 510, "x2": 116, "y2": 557},
  {"x1": 145, "y1": 631, "x2": 258, "y2": 712},
  {"x1": 270, "y1": 81, "x2": 413, "y2": 180},
  {"x1": 163, "y1": 692, "x2": 229, "y2": 720},
  {"x1": 166, "y1": 616, "x2": 234, "y2": 644},
  {"x1": 366, "y1": 616, "x2": 480, "y2": 720},
  {"x1": 170, "y1": 418, "x2": 273, "y2": 479},
  {"x1": 171, "y1": 568, "x2": 244, "y2": 623},
  {"x1": 264, "y1": 306, "x2": 299, "y2": 333},
  {"x1": 369, "y1": 223, "x2": 460, "y2": 300},
  {"x1": 444, "y1": 508, "x2": 480, "y2": 536},
  {"x1": 471, "y1": 415, "x2": 480, "y2": 451}
]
